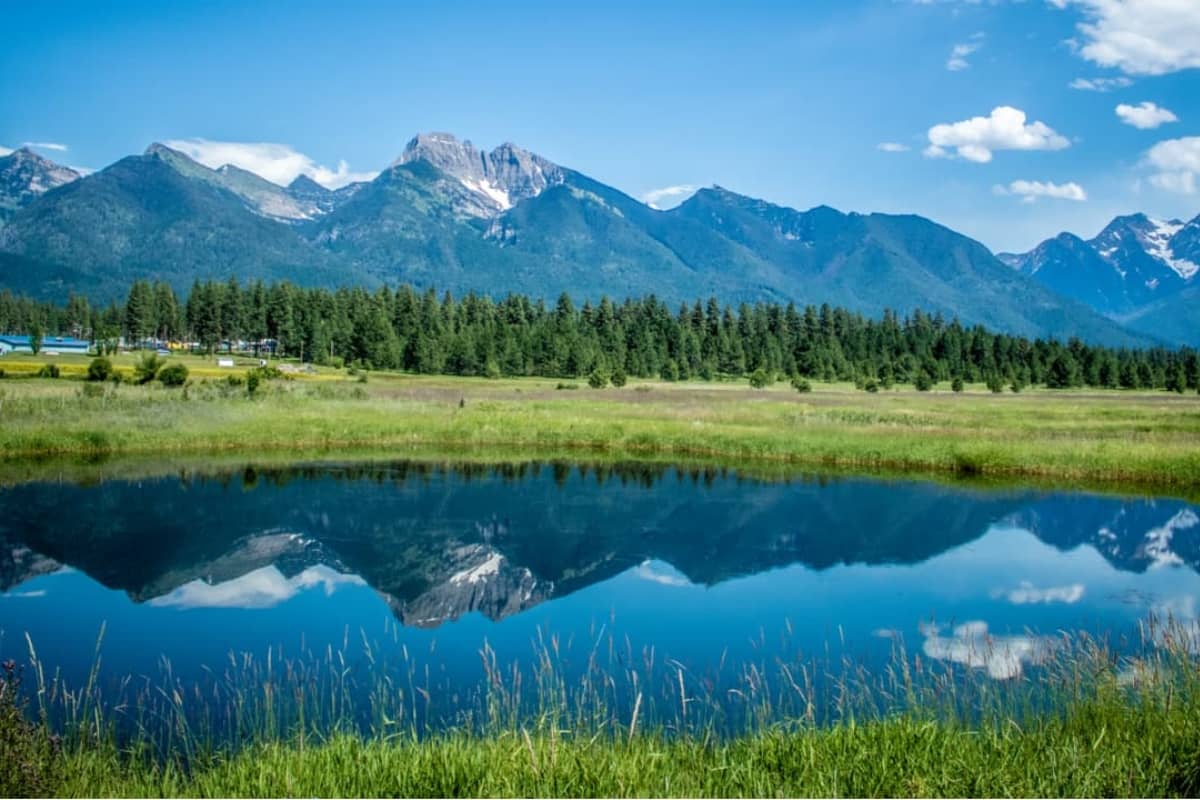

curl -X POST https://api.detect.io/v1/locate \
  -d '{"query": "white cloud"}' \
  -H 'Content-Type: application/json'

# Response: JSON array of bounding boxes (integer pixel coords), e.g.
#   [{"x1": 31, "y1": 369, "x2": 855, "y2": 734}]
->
[
  {"x1": 1115, "y1": 101, "x2": 1178, "y2": 129},
  {"x1": 1069, "y1": 76, "x2": 1128, "y2": 92},
  {"x1": 946, "y1": 40, "x2": 982, "y2": 70},
  {"x1": 22, "y1": 141, "x2": 68, "y2": 152},
  {"x1": 150, "y1": 565, "x2": 365, "y2": 609},
  {"x1": 994, "y1": 179, "x2": 1088, "y2": 202},
  {"x1": 0, "y1": 145, "x2": 12, "y2": 157},
  {"x1": 877, "y1": 142, "x2": 911, "y2": 152},
  {"x1": 1052, "y1": 0, "x2": 1200, "y2": 76},
  {"x1": 992, "y1": 581, "x2": 1086, "y2": 604},
  {"x1": 1146, "y1": 136, "x2": 1200, "y2": 194},
  {"x1": 163, "y1": 138, "x2": 378, "y2": 189},
  {"x1": 640, "y1": 184, "x2": 698, "y2": 209},
  {"x1": 925, "y1": 106, "x2": 1070, "y2": 163},
  {"x1": 922, "y1": 620, "x2": 1055, "y2": 680},
  {"x1": 1068, "y1": 76, "x2": 1134, "y2": 91}
]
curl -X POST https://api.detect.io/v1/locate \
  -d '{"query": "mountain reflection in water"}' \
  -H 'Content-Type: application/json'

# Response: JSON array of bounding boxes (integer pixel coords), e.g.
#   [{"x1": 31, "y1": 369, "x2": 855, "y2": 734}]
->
[{"x1": 1, "y1": 461, "x2": 1197, "y2": 693}]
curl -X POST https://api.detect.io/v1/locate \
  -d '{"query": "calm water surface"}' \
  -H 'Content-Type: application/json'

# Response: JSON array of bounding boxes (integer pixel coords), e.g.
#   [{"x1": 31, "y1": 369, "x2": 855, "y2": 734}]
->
[{"x1": 1, "y1": 461, "x2": 1197, "y2": 731}]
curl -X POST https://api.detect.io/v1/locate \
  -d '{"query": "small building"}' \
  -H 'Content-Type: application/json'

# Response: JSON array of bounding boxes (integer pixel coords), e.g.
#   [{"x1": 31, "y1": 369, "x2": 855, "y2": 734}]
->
[{"x1": 0, "y1": 334, "x2": 92, "y2": 356}]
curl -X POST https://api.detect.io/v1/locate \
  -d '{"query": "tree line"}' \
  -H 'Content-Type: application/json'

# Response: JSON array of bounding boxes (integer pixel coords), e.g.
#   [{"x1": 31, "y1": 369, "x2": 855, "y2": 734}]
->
[{"x1": 1, "y1": 279, "x2": 1198, "y2": 392}]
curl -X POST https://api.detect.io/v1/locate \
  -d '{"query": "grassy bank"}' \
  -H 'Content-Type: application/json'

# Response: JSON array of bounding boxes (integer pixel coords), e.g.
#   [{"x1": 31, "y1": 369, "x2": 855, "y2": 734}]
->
[
  {"x1": 50, "y1": 708, "x2": 1200, "y2": 798},
  {"x1": 0, "y1": 354, "x2": 1198, "y2": 492}
]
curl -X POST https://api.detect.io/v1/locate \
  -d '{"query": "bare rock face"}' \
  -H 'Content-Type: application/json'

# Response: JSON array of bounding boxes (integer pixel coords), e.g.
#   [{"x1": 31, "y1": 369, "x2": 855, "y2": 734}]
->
[
  {"x1": 0, "y1": 148, "x2": 81, "y2": 219},
  {"x1": 386, "y1": 543, "x2": 552, "y2": 628},
  {"x1": 394, "y1": 133, "x2": 563, "y2": 217}
]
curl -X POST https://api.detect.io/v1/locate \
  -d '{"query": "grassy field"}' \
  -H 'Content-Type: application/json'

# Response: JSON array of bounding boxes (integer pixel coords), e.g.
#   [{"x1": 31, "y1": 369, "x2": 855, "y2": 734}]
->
[
  {"x1": 1, "y1": 351, "x2": 1198, "y2": 493},
  {"x1": 44, "y1": 707, "x2": 1200, "y2": 797}
]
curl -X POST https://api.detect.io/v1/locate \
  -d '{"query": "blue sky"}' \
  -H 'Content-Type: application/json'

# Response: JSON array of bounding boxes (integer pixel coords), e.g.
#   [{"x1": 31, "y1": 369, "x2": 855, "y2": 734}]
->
[{"x1": 1, "y1": 0, "x2": 1198, "y2": 252}]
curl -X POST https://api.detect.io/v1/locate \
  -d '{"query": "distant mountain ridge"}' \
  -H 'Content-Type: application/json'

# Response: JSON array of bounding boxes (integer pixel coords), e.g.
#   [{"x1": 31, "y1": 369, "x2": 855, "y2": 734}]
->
[
  {"x1": 0, "y1": 133, "x2": 1158, "y2": 347},
  {"x1": 1001, "y1": 212, "x2": 1200, "y2": 345}
]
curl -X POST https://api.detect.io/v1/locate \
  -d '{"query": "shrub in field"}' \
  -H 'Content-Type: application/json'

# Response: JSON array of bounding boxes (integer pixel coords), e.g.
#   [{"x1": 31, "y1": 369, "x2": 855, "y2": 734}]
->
[
  {"x1": 951, "y1": 376, "x2": 964, "y2": 393},
  {"x1": 913, "y1": 371, "x2": 934, "y2": 392},
  {"x1": 36, "y1": 364, "x2": 60, "y2": 379},
  {"x1": 555, "y1": 382, "x2": 579, "y2": 391},
  {"x1": 749, "y1": 368, "x2": 771, "y2": 389},
  {"x1": 87, "y1": 357, "x2": 114, "y2": 382},
  {"x1": 986, "y1": 374, "x2": 1005, "y2": 393},
  {"x1": 158, "y1": 363, "x2": 189, "y2": 387},
  {"x1": 864, "y1": 378, "x2": 880, "y2": 393},
  {"x1": 791, "y1": 375, "x2": 812, "y2": 393},
  {"x1": 245, "y1": 365, "x2": 287, "y2": 395},
  {"x1": 661, "y1": 360, "x2": 680, "y2": 382},
  {"x1": 253, "y1": 365, "x2": 284, "y2": 381},
  {"x1": 133, "y1": 353, "x2": 163, "y2": 385},
  {"x1": 587, "y1": 368, "x2": 609, "y2": 389},
  {"x1": 610, "y1": 368, "x2": 627, "y2": 388},
  {"x1": 80, "y1": 382, "x2": 106, "y2": 399}
]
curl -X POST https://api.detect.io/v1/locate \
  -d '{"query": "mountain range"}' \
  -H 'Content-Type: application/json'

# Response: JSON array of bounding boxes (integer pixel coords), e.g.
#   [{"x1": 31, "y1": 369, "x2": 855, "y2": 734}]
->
[
  {"x1": 1000, "y1": 213, "x2": 1200, "y2": 346},
  {"x1": 0, "y1": 135, "x2": 1185, "y2": 347}
]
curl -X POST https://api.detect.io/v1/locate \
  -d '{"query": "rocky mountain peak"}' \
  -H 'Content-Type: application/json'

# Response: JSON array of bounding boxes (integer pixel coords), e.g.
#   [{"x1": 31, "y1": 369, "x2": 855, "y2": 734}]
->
[
  {"x1": 0, "y1": 147, "x2": 82, "y2": 217},
  {"x1": 144, "y1": 142, "x2": 190, "y2": 161},
  {"x1": 394, "y1": 131, "x2": 563, "y2": 217},
  {"x1": 287, "y1": 174, "x2": 330, "y2": 195}
]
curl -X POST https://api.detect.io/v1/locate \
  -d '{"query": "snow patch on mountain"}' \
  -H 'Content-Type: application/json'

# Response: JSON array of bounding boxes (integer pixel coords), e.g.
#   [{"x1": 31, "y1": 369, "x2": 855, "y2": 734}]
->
[
  {"x1": 1139, "y1": 509, "x2": 1198, "y2": 568},
  {"x1": 461, "y1": 177, "x2": 512, "y2": 211},
  {"x1": 1144, "y1": 218, "x2": 1198, "y2": 280},
  {"x1": 450, "y1": 551, "x2": 504, "y2": 585}
]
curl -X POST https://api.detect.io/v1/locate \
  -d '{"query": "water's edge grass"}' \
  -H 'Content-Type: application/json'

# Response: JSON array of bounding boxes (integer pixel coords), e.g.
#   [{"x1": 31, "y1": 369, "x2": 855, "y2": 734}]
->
[
  {"x1": 16, "y1": 666, "x2": 1200, "y2": 798},
  {"x1": 5, "y1": 623, "x2": 1200, "y2": 798}
]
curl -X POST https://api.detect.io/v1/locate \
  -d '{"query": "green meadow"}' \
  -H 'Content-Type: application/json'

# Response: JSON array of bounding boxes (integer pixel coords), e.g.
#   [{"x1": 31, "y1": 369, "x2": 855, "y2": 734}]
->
[{"x1": 0, "y1": 352, "x2": 1197, "y2": 493}]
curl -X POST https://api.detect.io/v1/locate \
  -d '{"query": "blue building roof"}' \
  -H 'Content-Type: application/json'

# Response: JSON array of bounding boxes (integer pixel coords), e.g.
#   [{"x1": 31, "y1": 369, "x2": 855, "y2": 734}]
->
[{"x1": 0, "y1": 334, "x2": 91, "y2": 348}]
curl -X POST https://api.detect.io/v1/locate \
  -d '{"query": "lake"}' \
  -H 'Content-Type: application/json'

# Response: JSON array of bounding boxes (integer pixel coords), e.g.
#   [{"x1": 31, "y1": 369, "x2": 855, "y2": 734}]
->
[{"x1": 2, "y1": 461, "x2": 1198, "y2": 736}]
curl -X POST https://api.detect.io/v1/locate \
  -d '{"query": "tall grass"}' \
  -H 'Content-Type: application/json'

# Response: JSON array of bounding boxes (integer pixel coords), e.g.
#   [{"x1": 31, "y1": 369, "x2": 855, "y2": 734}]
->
[{"x1": 3, "y1": 615, "x2": 1199, "y2": 796}]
